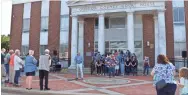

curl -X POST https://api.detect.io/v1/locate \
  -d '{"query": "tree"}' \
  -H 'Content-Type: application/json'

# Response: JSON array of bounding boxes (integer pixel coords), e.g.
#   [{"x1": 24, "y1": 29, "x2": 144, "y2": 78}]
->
[{"x1": 1, "y1": 35, "x2": 10, "y2": 50}]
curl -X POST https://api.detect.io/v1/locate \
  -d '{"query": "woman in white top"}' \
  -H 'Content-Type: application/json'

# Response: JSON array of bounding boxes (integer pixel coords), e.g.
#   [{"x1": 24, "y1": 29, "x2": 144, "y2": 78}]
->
[
  {"x1": 14, "y1": 49, "x2": 23, "y2": 87},
  {"x1": 177, "y1": 67, "x2": 188, "y2": 95}
]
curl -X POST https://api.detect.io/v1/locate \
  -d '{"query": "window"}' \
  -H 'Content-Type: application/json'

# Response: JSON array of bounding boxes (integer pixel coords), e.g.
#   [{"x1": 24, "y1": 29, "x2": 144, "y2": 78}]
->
[
  {"x1": 41, "y1": 17, "x2": 49, "y2": 32},
  {"x1": 21, "y1": 45, "x2": 29, "y2": 56},
  {"x1": 173, "y1": 7, "x2": 185, "y2": 24},
  {"x1": 22, "y1": 18, "x2": 30, "y2": 33},
  {"x1": 110, "y1": 17, "x2": 125, "y2": 28},
  {"x1": 60, "y1": 15, "x2": 69, "y2": 30},
  {"x1": 135, "y1": 41, "x2": 142, "y2": 48},
  {"x1": 40, "y1": 45, "x2": 47, "y2": 55},
  {"x1": 174, "y1": 42, "x2": 186, "y2": 57},
  {"x1": 110, "y1": 41, "x2": 127, "y2": 48},
  {"x1": 59, "y1": 43, "x2": 69, "y2": 58},
  {"x1": 95, "y1": 18, "x2": 109, "y2": 29},
  {"x1": 59, "y1": 15, "x2": 69, "y2": 58}
]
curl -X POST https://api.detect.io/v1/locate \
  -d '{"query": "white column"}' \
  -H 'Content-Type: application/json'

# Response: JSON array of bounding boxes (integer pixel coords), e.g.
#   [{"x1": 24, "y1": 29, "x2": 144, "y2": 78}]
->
[
  {"x1": 127, "y1": 11, "x2": 134, "y2": 53},
  {"x1": 78, "y1": 20, "x2": 84, "y2": 67},
  {"x1": 154, "y1": 16, "x2": 159, "y2": 64},
  {"x1": 98, "y1": 13, "x2": 105, "y2": 54},
  {"x1": 69, "y1": 15, "x2": 78, "y2": 69},
  {"x1": 158, "y1": 10, "x2": 166, "y2": 55}
]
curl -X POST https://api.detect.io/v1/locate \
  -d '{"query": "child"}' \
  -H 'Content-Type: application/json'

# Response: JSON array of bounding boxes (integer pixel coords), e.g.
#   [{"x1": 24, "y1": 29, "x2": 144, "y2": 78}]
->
[
  {"x1": 143, "y1": 56, "x2": 150, "y2": 76},
  {"x1": 177, "y1": 67, "x2": 188, "y2": 95},
  {"x1": 115, "y1": 57, "x2": 119, "y2": 76}
]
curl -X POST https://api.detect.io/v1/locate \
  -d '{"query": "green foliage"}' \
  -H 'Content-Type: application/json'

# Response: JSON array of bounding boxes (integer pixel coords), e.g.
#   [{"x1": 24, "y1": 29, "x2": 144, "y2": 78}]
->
[{"x1": 1, "y1": 35, "x2": 10, "y2": 50}]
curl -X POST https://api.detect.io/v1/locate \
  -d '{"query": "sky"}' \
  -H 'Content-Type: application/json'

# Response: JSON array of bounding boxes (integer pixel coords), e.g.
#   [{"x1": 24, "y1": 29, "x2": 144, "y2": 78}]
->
[{"x1": 1, "y1": 0, "x2": 12, "y2": 36}]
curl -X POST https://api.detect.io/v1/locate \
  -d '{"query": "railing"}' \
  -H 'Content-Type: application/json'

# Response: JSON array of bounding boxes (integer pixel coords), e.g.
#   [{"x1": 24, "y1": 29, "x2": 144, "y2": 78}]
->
[{"x1": 169, "y1": 58, "x2": 188, "y2": 71}]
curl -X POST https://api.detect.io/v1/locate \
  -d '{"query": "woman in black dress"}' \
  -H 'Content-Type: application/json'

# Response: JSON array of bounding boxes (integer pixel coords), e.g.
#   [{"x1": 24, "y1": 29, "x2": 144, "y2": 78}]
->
[
  {"x1": 125, "y1": 57, "x2": 131, "y2": 75},
  {"x1": 131, "y1": 56, "x2": 137, "y2": 76}
]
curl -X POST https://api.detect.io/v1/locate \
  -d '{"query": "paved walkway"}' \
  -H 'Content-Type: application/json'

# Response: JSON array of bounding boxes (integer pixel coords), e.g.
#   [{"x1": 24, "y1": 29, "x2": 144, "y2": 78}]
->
[{"x1": 2, "y1": 73, "x2": 180, "y2": 95}]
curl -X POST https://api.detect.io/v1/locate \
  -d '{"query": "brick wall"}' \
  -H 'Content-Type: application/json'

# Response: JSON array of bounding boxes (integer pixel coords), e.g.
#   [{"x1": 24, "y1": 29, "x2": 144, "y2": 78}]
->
[
  {"x1": 10, "y1": 4, "x2": 24, "y2": 50},
  {"x1": 29, "y1": 1, "x2": 41, "y2": 59},
  {"x1": 84, "y1": 18, "x2": 95, "y2": 67},
  {"x1": 142, "y1": 14, "x2": 155, "y2": 66},
  {"x1": 48, "y1": 1, "x2": 61, "y2": 55},
  {"x1": 165, "y1": 1, "x2": 174, "y2": 59},
  {"x1": 185, "y1": 1, "x2": 188, "y2": 57}
]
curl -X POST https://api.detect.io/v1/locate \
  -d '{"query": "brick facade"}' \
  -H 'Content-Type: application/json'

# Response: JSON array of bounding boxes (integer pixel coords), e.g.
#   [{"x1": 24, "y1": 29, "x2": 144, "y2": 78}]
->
[
  {"x1": 10, "y1": 4, "x2": 24, "y2": 50},
  {"x1": 84, "y1": 18, "x2": 95, "y2": 67},
  {"x1": 142, "y1": 14, "x2": 155, "y2": 66},
  {"x1": 165, "y1": 1, "x2": 174, "y2": 59},
  {"x1": 29, "y1": 1, "x2": 41, "y2": 59},
  {"x1": 185, "y1": 1, "x2": 188, "y2": 57},
  {"x1": 48, "y1": 1, "x2": 61, "y2": 55}
]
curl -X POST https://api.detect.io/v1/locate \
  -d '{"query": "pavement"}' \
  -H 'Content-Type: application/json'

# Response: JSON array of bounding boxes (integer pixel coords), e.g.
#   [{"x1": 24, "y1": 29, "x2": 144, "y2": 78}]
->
[{"x1": 1, "y1": 73, "x2": 180, "y2": 95}]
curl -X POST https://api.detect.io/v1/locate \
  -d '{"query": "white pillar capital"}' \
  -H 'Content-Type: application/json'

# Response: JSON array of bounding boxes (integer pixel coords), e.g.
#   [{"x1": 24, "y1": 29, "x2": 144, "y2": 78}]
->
[
  {"x1": 71, "y1": 14, "x2": 78, "y2": 17},
  {"x1": 157, "y1": 9, "x2": 166, "y2": 13},
  {"x1": 153, "y1": 16, "x2": 158, "y2": 20},
  {"x1": 126, "y1": 10, "x2": 134, "y2": 13},
  {"x1": 97, "y1": 12, "x2": 105, "y2": 15}
]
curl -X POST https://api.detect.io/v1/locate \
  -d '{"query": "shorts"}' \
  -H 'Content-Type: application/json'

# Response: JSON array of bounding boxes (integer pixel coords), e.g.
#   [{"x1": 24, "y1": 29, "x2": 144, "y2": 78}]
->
[
  {"x1": 26, "y1": 71, "x2": 35, "y2": 76},
  {"x1": 115, "y1": 65, "x2": 119, "y2": 70}
]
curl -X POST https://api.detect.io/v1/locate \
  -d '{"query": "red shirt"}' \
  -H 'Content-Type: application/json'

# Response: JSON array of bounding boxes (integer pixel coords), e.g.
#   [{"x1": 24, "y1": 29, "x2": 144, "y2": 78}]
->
[{"x1": 9, "y1": 54, "x2": 15, "y2": 66}]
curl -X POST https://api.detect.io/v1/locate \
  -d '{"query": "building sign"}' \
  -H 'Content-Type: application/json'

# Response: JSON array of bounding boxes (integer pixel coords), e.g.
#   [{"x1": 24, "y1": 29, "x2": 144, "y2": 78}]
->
[{"x1": 71, "y1": 1, "x2": 165, "y2": 15}]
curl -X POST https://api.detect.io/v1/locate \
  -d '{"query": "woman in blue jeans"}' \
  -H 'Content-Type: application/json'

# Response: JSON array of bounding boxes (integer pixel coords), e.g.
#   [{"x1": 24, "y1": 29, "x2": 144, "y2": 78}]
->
[
  {"x1": 118, "y1": 51, "x2": 125, "y2": 76},
  {"x1": 151, "y1": 54, "x2": 177, "y2": 95}
]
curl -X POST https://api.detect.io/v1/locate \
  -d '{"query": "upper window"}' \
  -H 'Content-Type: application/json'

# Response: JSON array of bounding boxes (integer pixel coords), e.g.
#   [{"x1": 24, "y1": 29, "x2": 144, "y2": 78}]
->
[
  {"x1": 22, "y1": 18, "x2": 30, "y2": 33},
  {"x1": 173, "y1": 7, "x2": 185, "y2": 24},
  {"x1": 21, "y1": 45, "x2": 29, "y2": 56},
  {"x1": 41, "y1": 16, "x2": 49, "y2": 32},
  {"x1": 40, "y1": 45, "x2": 48, "y2": 55},
  {"x1": 60, "y1": 15, "x2": 69, "y2": 30},
  {"x1": 110, "y1": 17, "x2": 125, "y2": 28},
  {"x1": 95, "y1": 18, "x2": 109, "y2": 29}
]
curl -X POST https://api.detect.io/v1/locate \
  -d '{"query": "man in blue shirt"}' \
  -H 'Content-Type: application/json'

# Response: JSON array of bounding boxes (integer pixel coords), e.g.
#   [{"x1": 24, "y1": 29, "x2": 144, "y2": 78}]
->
[{"x1": 75, "y1": 52, "x2": 83, "y2": 80}]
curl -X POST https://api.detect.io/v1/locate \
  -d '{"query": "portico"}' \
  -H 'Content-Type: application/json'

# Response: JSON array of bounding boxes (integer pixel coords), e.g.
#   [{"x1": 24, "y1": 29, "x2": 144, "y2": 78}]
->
[{"x1": 67, "y1": 1, "x2": 166, "y2": 69}]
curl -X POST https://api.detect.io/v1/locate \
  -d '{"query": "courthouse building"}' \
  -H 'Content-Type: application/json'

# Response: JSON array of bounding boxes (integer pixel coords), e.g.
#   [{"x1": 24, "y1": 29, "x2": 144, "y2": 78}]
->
[{"x1": 10, "y1": 0, "x2": 188, "y2": 69}]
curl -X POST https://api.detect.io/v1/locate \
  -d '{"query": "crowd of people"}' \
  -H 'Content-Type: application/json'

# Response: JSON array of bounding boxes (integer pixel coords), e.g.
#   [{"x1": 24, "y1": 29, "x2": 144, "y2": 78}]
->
[
  {"x1": 1, "y1": 48, "x2": 188, "y2": 95},
  {"x1": 92, "y1": 50, "x2": 139, "y2": 78},
  {"x1": 1, "y1": 48, "x2": 56, "y2": 91}
]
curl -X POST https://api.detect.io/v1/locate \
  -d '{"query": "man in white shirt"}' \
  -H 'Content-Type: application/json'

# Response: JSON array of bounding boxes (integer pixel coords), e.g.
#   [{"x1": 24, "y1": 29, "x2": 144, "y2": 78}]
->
[{"x1": 14, "y1": 49, "x2": 23, "y2": 87}]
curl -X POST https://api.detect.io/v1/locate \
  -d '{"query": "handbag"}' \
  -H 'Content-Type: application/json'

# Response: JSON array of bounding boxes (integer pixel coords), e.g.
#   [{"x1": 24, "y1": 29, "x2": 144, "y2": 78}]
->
[{"x1": 156, "y1": 65, "x2": 168, "y2": 90}]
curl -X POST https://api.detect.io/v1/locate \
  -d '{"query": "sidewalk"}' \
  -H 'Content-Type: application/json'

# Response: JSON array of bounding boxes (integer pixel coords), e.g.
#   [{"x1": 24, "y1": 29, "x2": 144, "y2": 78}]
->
[{"x1": 1, "y1": 73, "x2": 180, "y2": 95}]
